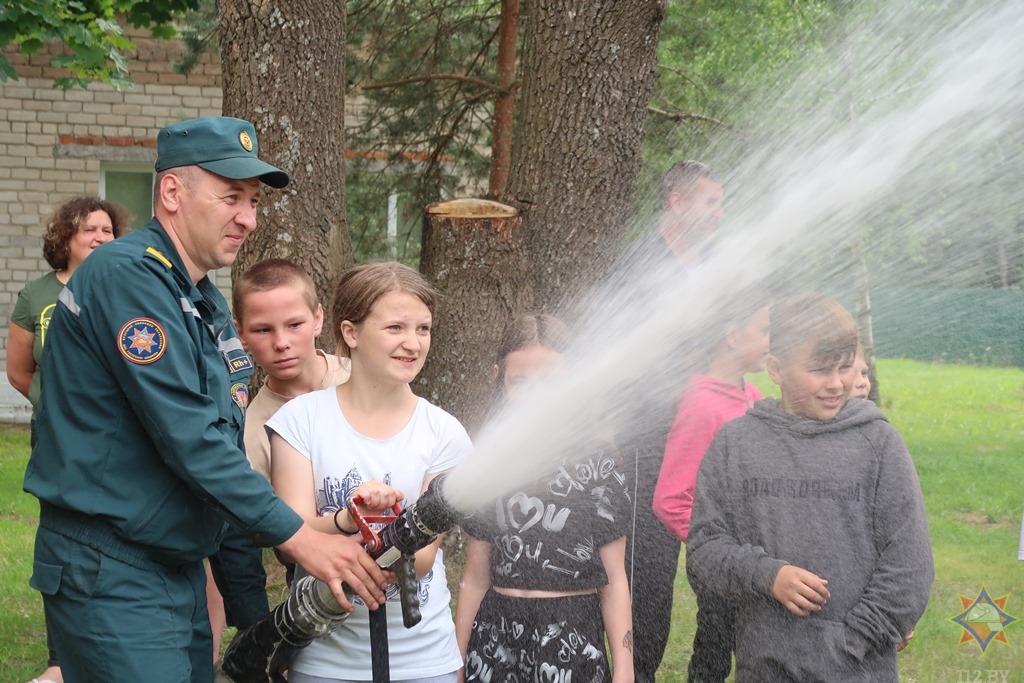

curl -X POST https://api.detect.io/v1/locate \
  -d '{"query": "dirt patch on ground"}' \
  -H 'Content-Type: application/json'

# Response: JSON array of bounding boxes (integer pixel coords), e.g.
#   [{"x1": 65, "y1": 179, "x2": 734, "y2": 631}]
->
[
  {"x1": 961, "y1": 510, "x2": 1015, "y2": 528},
  {"x1": 0, "y1": 511, "x2": 37, "y2": 525}
]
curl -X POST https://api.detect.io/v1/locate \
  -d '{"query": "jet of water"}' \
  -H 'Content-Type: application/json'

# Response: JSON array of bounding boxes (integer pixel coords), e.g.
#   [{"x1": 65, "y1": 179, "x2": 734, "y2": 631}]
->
[{"x1": 442, "y1": 0, "x2": 1024, "y2": 511}]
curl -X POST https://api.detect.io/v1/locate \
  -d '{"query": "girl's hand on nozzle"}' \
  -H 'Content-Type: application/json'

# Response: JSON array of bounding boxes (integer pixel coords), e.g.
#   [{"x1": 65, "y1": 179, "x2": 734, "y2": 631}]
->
[
  {"x1": 771, "y1": 564, "x2": 830, "y2": 617},
  {"x1": 350, "y1": 480, "x2": 405, "y2": 512}
]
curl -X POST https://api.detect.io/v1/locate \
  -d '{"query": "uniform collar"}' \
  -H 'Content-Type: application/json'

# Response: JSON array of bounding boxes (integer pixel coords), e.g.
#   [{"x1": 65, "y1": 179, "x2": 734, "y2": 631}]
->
[{"x1": 142, "y1": 218, "x2": 221, "y2": 304}]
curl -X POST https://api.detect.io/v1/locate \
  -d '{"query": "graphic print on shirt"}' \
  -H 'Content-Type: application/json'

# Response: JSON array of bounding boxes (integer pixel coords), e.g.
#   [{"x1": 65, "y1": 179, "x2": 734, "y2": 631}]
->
[
  {"x1": 39, "y1": 302, "x2": 56, "y2": 346},
  {"x1": 492, "y1": 450, "x2": 628, "y2": 582},
  {"x1": 317, "y1": 467, "x2": 434, "y2": 607}
]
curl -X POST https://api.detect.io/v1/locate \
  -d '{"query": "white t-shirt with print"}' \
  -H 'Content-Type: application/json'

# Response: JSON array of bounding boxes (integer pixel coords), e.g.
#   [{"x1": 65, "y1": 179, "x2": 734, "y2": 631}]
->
[{"x1": 266, "y1": 389, "x2": 470, "y2": 680}]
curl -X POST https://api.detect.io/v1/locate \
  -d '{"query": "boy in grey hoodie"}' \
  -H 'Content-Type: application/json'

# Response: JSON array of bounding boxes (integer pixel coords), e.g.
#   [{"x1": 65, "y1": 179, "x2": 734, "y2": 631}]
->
[{"x1": 687, "y1": 294, "x2": 933, "y2": 683}]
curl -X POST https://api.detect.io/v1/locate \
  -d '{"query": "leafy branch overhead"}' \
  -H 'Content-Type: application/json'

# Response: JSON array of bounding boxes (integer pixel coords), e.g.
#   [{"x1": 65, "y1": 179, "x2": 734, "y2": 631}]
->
[{"x1": 0, "y1": 0, "x2": 197, "y2": 89}]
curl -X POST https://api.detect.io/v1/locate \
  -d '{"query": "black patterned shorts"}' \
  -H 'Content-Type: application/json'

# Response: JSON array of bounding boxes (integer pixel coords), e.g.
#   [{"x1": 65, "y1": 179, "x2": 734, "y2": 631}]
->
[{"x1": 464, "y1": 589, "x2": 610, "y2": 683}]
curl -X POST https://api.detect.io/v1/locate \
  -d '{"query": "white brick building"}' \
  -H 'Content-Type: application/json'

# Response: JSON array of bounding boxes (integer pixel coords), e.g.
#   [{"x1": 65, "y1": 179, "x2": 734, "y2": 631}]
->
[{"x1": 0, "y1": 29, "x2": 224, "y2": 422}]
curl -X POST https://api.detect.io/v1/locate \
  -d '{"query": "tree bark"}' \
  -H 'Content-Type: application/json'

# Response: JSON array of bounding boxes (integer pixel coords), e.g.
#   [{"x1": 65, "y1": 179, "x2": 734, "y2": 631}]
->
[
  {"x1": 504, "y1": 0, "x2": 665, "y2": 315},
  {"x1": 219, "y1": 0, "x2": 352, "y2": 323},
  {"x1": 417, "y1": 199, "x2": 529, "y2": 431}
]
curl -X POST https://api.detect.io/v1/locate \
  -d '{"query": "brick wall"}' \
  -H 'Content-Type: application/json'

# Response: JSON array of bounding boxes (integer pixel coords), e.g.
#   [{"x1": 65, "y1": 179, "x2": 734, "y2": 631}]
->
[{"x1": 0, "y1": 26, "x2": 224, "y2": 420}]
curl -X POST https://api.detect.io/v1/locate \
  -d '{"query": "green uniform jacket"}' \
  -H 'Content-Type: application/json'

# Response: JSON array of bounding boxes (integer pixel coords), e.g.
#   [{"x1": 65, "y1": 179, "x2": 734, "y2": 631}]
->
[{"x1": 24, "y1": 218, "x2": 302, "y2": 565}]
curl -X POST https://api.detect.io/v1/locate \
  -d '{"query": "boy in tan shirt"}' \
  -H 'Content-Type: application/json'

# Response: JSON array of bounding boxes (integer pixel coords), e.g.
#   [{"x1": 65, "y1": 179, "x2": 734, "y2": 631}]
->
[{"x1": 234, "y1": 259, "x2": 351, "y2": 479}]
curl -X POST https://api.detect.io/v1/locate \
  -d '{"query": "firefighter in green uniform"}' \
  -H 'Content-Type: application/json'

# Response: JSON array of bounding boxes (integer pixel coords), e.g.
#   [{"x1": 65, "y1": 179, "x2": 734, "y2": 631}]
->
[{"x1": 24, "y1": 116, "x2": 388, "y2": 683}]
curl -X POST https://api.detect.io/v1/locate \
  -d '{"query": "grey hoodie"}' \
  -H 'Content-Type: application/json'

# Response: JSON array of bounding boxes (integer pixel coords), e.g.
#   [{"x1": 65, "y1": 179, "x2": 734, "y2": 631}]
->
[{"x1": 687, "y1": 397, "x2": 934, "y2": 683}]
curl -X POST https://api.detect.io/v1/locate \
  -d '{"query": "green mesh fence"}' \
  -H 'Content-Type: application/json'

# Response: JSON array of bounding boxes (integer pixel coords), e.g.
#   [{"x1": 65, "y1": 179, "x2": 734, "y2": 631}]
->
[{"x1": 849, "y1": 288, "x2": 1024, "y2": 367}]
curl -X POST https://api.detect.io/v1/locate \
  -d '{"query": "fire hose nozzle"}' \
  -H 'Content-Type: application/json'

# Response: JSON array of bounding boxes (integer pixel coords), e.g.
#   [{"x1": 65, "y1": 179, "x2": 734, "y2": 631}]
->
[{"x1": 217, "y1": 473, "x2": 463, "y2": 682}]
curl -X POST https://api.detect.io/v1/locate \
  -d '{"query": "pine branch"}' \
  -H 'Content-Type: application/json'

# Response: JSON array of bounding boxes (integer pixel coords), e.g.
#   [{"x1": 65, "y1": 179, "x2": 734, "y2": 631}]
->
[
  {"x1": 362, "y1": 73, "x2": 499, "y2": 94},
  {"x1": 647, "y1": 106, "x2": 730, "y2": 128}
]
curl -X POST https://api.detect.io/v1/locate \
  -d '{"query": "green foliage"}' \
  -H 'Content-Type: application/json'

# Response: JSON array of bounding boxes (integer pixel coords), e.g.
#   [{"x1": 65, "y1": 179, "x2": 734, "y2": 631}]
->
[
  {"x1": 0, "y1": 0, "x2": 197, "y2": 88},
  {"x1": 171, "y1": 0, "x2": 216, "y2": 76},
  {"x1": 15, "y1": 0, "x2": 1017, "y2": 288},
  {"x1": 642, "y1": 0, "x2": 1024, "y2": 292},
  {"x1": 342, "y1": 0, "x2": 501, "y2": 260},
  {"x1": 812, "y1": 1, "x2": 1024, "y2": 292},
  {"x1": 630, "y1": 0, "x2": 844, "y2": 231},
  {"x1": 347, "y1": 171, "x2": 425, "y2": 266},
  {"x1": 172, "y1": 0, "x2": 497, "y2": 255},
  {"x1": 645, "y1": 0, "x2": 837, "y2": 171},
  {"x1": 345, "y1": 0, "x2": 498, "y2": 209}
]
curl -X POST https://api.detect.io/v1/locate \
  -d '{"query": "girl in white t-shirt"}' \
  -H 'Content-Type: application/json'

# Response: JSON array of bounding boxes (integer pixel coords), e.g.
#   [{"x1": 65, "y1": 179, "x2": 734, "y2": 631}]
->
[{"x1": 268, "y1": 261, "x2": 471, "y2": 683}]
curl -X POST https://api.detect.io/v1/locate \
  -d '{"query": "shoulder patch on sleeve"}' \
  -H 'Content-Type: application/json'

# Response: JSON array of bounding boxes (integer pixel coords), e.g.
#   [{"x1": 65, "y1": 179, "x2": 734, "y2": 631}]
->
[
  {"x1": 145, "y1": 247, "x2": 174, "y2": 269},
  {"x1": 231, "y1": 382, "x2": 250, "y2": 414},
  {"x1": 118, "y1": 318, "x2": 167, "y2": 364}
]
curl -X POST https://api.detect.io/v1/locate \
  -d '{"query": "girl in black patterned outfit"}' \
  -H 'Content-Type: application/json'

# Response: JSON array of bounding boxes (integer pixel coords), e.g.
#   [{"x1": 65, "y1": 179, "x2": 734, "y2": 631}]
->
[{"x1": 455, "y1": 314, "x2": 634, "y2": 683}]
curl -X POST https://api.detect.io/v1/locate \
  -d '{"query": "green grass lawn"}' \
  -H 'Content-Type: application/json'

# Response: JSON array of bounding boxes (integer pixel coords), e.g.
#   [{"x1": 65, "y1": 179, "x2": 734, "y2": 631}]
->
[
  {"x1": 0, "y1": 423, "x2": 46, "y2": 679},
  {"x1": 2, "y1": 360, "x2": 1023, "y2": 681}
]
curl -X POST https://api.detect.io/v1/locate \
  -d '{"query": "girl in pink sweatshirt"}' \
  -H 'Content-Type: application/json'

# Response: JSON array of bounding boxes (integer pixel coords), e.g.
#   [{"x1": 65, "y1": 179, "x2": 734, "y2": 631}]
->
[{"x1": 654, "y1": 299, "x2": 770, "y2": 542}]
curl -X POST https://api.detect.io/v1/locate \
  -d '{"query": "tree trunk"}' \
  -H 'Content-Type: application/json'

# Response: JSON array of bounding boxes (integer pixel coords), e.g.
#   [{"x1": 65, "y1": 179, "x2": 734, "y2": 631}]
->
[
  {"x1": 504, "y1": 0, "x2": 665, "y2": 315},
  {"x1": 853, "y1": 244, "x2": 880, "y2": 404},
  {"x1": 417, "y1": 199, "x2": 529, "y2": 431},
  {"x1": 997, "y1": 235, "x2": 1009, "y2": 288},
  {"x1": 488, "y1": 0, "x2": 520, "y2": 200},
  {"x1": 219, "y1": 0, "x2": 352, "y2": 323}
]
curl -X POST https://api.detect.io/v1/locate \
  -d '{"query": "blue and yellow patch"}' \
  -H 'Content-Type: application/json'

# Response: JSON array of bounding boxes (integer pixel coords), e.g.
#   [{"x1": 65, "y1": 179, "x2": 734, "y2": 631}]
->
[
  {"x1": 118, "y1": 318, "x2": 167, "y2": 364},
  {"x1": 230, "y1": 382, "x2": 249, "y2": 413},
  {"x1": 229, "y1": 355, "x2": 254, "y2": 373}
]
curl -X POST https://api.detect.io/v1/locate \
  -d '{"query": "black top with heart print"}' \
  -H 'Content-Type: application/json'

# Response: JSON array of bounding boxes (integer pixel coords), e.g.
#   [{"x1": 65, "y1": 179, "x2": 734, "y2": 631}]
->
[{"x1": 461, "y1": 449, "x2": 632, "y2": 591}]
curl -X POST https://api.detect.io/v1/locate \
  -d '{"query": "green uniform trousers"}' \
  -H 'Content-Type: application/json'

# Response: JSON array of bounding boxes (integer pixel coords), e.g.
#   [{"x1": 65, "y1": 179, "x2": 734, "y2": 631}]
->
[{"x1": 31, "y1": 526, "x2": 213, "y2": 683}]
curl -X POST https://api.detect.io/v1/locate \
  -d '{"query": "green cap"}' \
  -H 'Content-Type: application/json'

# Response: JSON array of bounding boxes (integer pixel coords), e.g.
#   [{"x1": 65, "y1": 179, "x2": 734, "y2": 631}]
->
[{"x1": 155, "y1": 116, "x2": 289, "y2": 189}]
